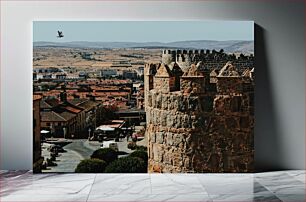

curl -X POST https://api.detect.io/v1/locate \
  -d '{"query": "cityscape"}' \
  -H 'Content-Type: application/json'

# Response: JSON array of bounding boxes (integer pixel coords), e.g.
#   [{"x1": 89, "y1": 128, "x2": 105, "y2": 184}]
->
[{"x1": 33, "y1": 21, "x2": 254, "y2": 173}]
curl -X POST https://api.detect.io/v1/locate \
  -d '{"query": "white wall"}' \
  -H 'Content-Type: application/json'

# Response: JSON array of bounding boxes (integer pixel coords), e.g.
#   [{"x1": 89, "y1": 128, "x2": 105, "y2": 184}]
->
[{"x1": 1, "y1": 0, "x2": 304, "y2": 170}]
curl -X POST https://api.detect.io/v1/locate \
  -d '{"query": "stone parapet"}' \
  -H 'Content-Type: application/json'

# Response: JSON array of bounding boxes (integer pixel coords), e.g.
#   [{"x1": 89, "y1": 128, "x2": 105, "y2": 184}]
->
[{"x1": 144, "y1": 58, "x2": 254, "y2": 173}]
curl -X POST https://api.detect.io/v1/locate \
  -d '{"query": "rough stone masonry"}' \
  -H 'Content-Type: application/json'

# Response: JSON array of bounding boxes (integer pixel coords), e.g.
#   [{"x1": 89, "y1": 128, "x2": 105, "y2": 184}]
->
[{"x1": 144, "y1": 50, "x2": 254, "y2": 173}]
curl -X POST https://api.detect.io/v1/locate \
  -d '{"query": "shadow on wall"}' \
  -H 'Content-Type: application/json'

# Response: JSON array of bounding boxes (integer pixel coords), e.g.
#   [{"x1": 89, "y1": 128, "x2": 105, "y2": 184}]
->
[{"x1": 255, "y1": 24, "x2": 284, "y2": 172}]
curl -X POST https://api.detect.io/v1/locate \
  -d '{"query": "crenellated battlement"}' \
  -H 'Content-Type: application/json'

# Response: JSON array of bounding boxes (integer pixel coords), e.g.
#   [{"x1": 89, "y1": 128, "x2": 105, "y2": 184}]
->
[
  {"x1": 162, "y1": 49, "x2": 254, "y2": 72},
  {"x1": 144, "y1": 61, "x2": 254, "y2": 96}
]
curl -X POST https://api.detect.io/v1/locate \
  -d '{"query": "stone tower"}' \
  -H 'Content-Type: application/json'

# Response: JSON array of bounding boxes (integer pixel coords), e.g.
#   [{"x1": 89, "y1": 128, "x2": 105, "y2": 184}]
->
[{"x1": 145, "y1": 60, "x2": 254, "y2": 173}]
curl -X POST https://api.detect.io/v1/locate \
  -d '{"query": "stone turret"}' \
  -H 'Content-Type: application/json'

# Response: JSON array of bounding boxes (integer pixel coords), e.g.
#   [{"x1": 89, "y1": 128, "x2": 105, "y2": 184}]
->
[
  {"x1": 217, "y1": 62, "x2": 242, "y2": 93},
  {"x1": 218, "y1": 62, "x2": 240, "y2": 77},
  {"x1": 144, "y1": 63, "x2": 157, "y2": 110},
  {"x1": 180, "y1": 64, "x2": 205, "y2": 95},
  {"x1": 153, "y1": 63, "x2": 174, "y2": 93},
  {"x1": 145, "y1": 58, "x2": 254, "y2": 173},
  {"x1": 210, "y1": 69, "x2": 219, "y2": 83}
]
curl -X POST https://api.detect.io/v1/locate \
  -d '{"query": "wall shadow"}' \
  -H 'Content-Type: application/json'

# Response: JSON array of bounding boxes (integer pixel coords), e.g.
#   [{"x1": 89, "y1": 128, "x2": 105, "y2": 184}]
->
[{"x1": 254, "y1": 24, "x2": 284, "y2": 172}]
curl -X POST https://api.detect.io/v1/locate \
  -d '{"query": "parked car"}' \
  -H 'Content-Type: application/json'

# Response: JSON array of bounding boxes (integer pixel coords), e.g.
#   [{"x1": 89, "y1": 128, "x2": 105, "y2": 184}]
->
[
  {"x1": 132, "y1": 133, "x2": 144, "y2": 141},
  {"x1": 49, "y1": 145, "x2": 65, "y2": 153},
  {"x1": 100, "y1": 141, "x2": 119, "y2": 152}
]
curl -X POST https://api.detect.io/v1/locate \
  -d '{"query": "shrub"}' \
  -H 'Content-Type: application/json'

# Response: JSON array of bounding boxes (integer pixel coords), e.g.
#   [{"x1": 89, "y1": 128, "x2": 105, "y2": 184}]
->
[
  {"x1": 90, "y1": 148, "x2": 118, "y2": 164},
  {"x1": 46, "y1": 158, "x2": 57, "y2": 167},
  {"x1": 132, "y1": 136, "x2": 137, "y2": 142},
  {"x1": 50, "y1": 155, "x2": 56, "y2": 162},
  {"x1": 129, "y1": 150, "x2": 148, "y2": 162},
  {"x1": 75, "y1": 159, "x2": 107, "y2": 173},
  {"x1": 135, "y1": 145, "x2": 147, "y2": 151},
  {"x1": 127, "y1": 142, "x2": 136, "y2": 150},
  {"x1": 104, "y1": 157, "x2": 147, "y2": 173}
]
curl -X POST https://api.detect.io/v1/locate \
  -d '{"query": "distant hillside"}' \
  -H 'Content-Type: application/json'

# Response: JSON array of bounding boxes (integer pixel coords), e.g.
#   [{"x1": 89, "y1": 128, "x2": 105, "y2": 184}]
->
[{"x1": 34, "y1": 40, "x2": 254, "y2": 54}]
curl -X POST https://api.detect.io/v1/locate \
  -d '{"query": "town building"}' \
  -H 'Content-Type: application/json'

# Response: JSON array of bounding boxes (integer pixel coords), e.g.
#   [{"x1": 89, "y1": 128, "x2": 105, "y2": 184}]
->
[
  {"x1": 40, "y1": 93, "x2": 86, "y2": 138},
  {"x1": 100, "y1": 69, "x2": 117, "y2": 78},
  {"x1": 122, "y1": 70, "x2": 138, "y2": 79},
  {"x1": 33, "y1": 95, "x2": 43, "y2": 173}
]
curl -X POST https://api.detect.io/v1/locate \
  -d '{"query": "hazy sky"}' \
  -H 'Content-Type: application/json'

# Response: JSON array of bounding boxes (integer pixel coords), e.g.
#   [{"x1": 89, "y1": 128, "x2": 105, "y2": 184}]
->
[{"x1": 33, "y1": 21, "x2": 254, "y2": 42}]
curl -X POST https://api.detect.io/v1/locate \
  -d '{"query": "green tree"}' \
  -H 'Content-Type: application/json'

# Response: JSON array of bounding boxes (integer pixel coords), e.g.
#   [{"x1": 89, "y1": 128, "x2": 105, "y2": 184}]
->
[
  {"x1": 129, "y1": 150, "x2": 148, "y2": 162},
  {"x1": 104, "y1": 157, "x2": 147, "y2": 173},
  {"x1": 135, "y1": 145, "x2": 147, "y2": 151},
  {"x1": 75, "y1": 159, "x2": 107, "y2": 173},
  {"x1": 91, "y1": 148, "x2": 118, "y2": 164}
]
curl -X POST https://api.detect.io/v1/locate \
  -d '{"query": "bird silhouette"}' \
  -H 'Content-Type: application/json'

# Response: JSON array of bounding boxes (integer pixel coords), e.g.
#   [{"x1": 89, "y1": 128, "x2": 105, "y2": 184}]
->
[{"x1": 57, "y1": 31, "x2": 64, "y2": 38}]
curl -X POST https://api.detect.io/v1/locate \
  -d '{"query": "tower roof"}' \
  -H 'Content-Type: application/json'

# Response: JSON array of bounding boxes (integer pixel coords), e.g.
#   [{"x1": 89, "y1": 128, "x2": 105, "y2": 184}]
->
[
  {"x1": 210, "y1": 68, "x2": 219, "y2": 77},
  {"x1": 218, "y1": 62, "x2": 240, "y2": 77},
  {"x1": 155, "y1": 63, "x2": 173, "y2": 78},
  {"x1": 182, "y1": 64, "x2": 204, "y2": 77},
  {"x1": 242, "y1": 68, "x2": 251, "y2": 77}
]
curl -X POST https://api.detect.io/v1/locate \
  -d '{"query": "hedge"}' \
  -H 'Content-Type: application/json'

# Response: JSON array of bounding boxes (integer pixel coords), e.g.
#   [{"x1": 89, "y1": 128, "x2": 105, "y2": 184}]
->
[
  {"x1": 104, "y1": 156, "x2": 147, "y2": 173},
  {"x1": 75, "y1": 159, "x2": 107, "y2": 173},
  {"x1": 90, "y1": 148, "x2": 118, "y2": 164},
  {"x1": 129, "y1": 150, "x2": 148, "y2": 162}
]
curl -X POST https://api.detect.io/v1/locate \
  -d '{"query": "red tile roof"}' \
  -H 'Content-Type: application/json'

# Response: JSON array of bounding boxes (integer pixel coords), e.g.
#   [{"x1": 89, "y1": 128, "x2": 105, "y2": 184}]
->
[
  {"x1": 40, "y1": 100, "x2": 53, "y2": 109},
  {"x1": 33, "y1": 95, "x2": 42, "y2": 101},
  {"x1": 40, "y1": 111, "x2": 67, "y2": 122},
  {"x1": 64, "y1": 106, "x2": 82, "y2": 113}
]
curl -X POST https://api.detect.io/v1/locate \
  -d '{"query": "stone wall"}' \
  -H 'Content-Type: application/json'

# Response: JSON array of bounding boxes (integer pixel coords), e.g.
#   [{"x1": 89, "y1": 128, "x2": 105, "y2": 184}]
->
[
  {"x1": 145, "y1": 61, "x2": 254, "y2": 173},
  {"x1": 162, "y1": 49, "x2": 254, "y2": 72}
]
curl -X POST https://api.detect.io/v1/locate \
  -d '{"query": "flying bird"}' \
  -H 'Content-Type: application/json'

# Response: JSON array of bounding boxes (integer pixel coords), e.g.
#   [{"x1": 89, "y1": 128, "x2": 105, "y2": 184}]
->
[{"x1": 57, "y1": 31, "x2": 64, "y2": 38}]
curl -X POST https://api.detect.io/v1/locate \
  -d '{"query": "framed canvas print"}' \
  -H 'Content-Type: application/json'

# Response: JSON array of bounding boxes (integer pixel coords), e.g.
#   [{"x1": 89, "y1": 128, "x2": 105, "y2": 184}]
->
[{"x1": 33, "y1": 21, "x2": 254, "y2": 173}]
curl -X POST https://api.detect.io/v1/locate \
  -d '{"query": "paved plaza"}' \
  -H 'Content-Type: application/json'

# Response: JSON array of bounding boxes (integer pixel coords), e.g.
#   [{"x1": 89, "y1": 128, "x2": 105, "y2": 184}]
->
[{"x1": 42, "y1": 138, "x2": 136, "y2": 173}]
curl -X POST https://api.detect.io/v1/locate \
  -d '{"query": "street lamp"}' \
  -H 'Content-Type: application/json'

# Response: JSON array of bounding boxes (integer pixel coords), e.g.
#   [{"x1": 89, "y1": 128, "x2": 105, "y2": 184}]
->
[
  {"x1": 63, "y1": 127, "x2": 67, "y2": 139},
  {"x1": 50, "y1": 123, "x2": 54, "y2": 139},
  {"x1": 88, "y1": 128, "x2": 92, "y2": 141}
]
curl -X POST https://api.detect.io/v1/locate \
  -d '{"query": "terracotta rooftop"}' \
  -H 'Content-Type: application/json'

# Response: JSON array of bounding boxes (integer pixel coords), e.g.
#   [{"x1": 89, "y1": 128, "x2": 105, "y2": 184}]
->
[
  {"x1": 91, "y1": 86, "x2": 119, "y2": 91},
  {"x1": 59, "y1": 111, "x2": 76, "y2": 121},
  {"x1": 64, "y1": 106, "x2": 82, "y2": 114},
  {"x1": 40, "y1": 111, "x2": 67, "y2": 122},
  {"x1": 40, "y1": 100, "x2": 53, "y2": 109},
  {"x1": 91, "y1": 92, "x2": 129, "y2": 97},
  {"x1": 68, "y1": 98, "x2": 88, "y2": 106},
  {"x1": 77, "y1": 100, "x2": 100, "y2": 111},
  {"x1": 44, "y1": 98, "x2": 60, "y2": 107},
  {"x1": 33, "y1": 95, "x2": 42, "y2": 101}
]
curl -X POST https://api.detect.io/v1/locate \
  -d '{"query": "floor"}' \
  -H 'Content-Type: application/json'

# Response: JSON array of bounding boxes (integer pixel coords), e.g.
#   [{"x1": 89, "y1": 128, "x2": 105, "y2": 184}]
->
[{"x1": 0, "y1": 170, "x2": 305, "y2": 202}]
